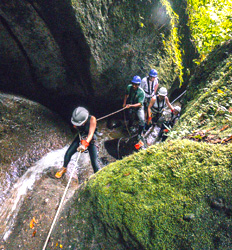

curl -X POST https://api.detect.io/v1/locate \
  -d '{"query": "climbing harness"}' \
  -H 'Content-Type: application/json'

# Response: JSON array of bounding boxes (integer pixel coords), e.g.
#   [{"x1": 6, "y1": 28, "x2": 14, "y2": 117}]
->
[
  {"x1": 96, "y1": 107, "x2": 127, "y2": 121},
  {"x1": 42, "y1": 152, "x2": 81, "y2": 250}
]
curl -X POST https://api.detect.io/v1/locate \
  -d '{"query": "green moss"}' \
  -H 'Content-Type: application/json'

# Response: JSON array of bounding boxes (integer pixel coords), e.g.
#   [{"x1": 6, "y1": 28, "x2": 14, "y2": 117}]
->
[
  {"x1": 169, "y1": 41, "x2": 232, "y2": 140},
  {"x1": 75, "y1": 139, "x2": 232, "y2": 249}
]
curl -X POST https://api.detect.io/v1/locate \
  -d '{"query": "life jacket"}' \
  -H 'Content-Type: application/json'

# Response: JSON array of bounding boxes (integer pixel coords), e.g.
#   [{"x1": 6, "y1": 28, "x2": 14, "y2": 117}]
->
[{"x1": 151, "y1": 95, "x2": 165, "y2": 114}]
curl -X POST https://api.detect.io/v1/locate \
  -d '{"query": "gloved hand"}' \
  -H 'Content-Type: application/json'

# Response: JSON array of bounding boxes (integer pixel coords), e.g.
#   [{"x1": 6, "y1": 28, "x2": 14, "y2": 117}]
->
[
  {"x1": 163, "y1": 129, "x2": 169, "y2": 133},
  {"x1": 147, "y1": 116, "x2": 152, "y2": 125},
  {"x1": 77, "y1": 140, "x2": 89, "y2": 152}
]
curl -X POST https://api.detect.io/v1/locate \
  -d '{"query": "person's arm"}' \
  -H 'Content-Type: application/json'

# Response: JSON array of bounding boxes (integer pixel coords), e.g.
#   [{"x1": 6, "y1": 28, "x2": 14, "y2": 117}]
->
[
  {"x1": 86, "y1": 116, "x2": 97, "y2": 143},
  {"x1": 77, "y1": 116, "x2": 96, "y2": 152},
  {"x1": 126, "y1": 103, "x2": 142, "y2": 109},
  {"x1": 123, "y1": 94, "x2": 129, "y2": 107},
  {"x1": 165, "y1": 96, "x2": 174, "y2": 111},
  {"x1": 147, "y1": 96, "x2": 155, "y2": 124},
  {"x1": 154, "y1": 82, "x2": 159, "y2": 94}
]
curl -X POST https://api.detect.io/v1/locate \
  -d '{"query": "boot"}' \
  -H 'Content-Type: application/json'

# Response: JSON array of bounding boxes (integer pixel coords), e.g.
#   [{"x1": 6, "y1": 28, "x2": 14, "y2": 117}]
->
[{"x1": 55, "y1": 167, "x2": 67, "y2": 178}]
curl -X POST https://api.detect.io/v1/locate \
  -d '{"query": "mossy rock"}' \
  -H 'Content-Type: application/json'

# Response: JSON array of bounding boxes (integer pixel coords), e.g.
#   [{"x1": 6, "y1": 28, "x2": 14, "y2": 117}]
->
[{"x1": 72, "y1": 139, "x2": 232, "y2": 249}]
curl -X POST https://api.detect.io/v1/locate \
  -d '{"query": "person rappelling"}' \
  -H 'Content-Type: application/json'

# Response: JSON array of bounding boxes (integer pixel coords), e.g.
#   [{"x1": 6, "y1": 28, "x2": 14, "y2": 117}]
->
[
  {"x1": 147, "y1": 87, "x2": 174, "y2": 127},
  {"x1": 55, "y1": 107, "x2": 100, "y2": 178},
  {"x1": 123, "y1": 75, "x2": 145, "y2": 139}
]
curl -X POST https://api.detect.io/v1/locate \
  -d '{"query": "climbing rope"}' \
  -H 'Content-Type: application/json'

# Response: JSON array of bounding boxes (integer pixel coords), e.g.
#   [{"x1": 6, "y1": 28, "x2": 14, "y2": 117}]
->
[
  {"x1": 96, "y1": 107, "x2": 127, "y2": 121},
  {"x1": 42, "y1": 152, "x2": 81, "y2": 250}
]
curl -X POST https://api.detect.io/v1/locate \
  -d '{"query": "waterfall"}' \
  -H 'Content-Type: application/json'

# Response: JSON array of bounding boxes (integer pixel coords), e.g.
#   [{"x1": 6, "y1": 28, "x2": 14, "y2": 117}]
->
[{"x1": 0, "y1": 146, "x2": 72, "y2": 241}]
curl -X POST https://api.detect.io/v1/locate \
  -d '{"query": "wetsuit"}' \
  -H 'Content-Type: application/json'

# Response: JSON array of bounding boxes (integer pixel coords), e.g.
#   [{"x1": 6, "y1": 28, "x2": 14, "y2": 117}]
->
[{"x1": 63, "y1": 116, "x2": 100, "y2": 173}]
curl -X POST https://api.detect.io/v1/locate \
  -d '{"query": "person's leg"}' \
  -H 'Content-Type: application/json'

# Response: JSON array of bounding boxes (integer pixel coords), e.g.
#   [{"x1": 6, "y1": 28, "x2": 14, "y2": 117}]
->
[
  {"x1": 55, "y1": 135, "x2": 80, "y2": 178},
  {"x1": 137, "y1": 107, "x2": 145, "y2": 136},
  {"x1": 128, "y1": 109, "x2": 134, "y2": 127},
  {"x1": 88, "y1": 143, "x2": 100, "y2": 173},
  {"x1": 63, "y1": 138, "x2": 79, "y2": 168}
]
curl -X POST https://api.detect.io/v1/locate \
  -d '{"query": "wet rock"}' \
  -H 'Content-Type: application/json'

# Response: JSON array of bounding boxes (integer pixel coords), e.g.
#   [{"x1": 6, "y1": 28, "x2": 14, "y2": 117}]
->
[{"x1": 107, "y1": 118, "x2": 122, "y2": 129}]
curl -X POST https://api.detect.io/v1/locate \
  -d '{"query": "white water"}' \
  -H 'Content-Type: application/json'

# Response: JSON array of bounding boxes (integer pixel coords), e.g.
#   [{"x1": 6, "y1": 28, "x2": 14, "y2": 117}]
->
[{"x1": 0, "y1": 145, "x2": 83, "y2": 241}]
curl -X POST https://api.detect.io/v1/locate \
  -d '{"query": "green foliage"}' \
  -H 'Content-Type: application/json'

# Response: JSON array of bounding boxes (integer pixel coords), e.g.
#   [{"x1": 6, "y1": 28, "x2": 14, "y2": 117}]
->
[
  {"x1": 160, "y1": 0, "x2": 184, "y2": 85},
  {"x1": 187, "y1": 0, "x2": 232, "y2": 60},
  {"x1": 169, "y1": 40, "x2": 232, "y2": 140},
  {"x1": 75, "y1": 140, "x2": 232, "y2": 249}
]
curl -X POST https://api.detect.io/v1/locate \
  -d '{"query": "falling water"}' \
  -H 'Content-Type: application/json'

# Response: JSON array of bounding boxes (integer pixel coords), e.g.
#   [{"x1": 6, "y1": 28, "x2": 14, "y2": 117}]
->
[{"x1": 0, "y1": 145, "x2": 82, "y2": 241}]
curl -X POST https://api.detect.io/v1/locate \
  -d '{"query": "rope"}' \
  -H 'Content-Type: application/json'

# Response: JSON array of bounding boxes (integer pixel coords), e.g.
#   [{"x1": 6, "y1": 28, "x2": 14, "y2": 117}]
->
[
  {"x1": 170, "y1": 90, "x2": 187, "y2": 105},
  {"x1": 96, "y1": 107, "x2": 127, "y2": 121},
  {"x1": 123, "y1": 109, "x2": 131, "y2": 137},
  {"x1": 42, "y1": 152, "x2": 81, "y2": 250},
  {"x1": 163, "y1": 90, "x2": 187, "y2": 111}
]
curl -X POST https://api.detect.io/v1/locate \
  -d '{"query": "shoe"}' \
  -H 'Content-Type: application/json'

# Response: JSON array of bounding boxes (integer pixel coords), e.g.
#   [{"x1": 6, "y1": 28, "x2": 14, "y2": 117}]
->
[{"x1": 55, "y1": 167, "x2": 67, "y2": 178}]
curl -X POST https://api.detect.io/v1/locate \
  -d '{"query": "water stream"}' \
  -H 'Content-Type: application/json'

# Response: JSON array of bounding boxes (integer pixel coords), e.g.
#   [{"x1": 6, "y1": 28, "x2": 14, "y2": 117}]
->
[{"x1": 0, "y1": 146, "x2": 73, "y2": 241}]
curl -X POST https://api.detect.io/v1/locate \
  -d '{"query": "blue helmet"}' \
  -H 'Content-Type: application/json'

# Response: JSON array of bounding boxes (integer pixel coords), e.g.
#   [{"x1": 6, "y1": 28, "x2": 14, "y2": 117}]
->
[
  {"x1": 149, "y1": 69, "x2": 158, "y2": 77},
  {"x1": 131, "y1": 75, "x2": 141, "y2": 85}
]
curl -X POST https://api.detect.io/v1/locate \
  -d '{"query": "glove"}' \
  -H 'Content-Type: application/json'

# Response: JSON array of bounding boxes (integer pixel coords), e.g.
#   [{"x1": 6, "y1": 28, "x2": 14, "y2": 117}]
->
[
  {"x1": 77, "y1": 140, "x2": 89, "y2": 152},
  {"x1": 163, "y1": 129, "x2": 169, "y2": 133},
  {"x1": 147, "y1": 116, "x2": 152, "y2": 125}
]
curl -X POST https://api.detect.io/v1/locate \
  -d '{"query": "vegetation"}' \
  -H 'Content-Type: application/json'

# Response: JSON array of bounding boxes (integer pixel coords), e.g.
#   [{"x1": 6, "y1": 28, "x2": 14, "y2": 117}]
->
[
  {"x1": 169, "y1": 40, "x2": 232, "y2": 140},
  {"x1": 75, "y1": 139, "x2": 232, "y2": 249},
  {"x1": 187, "y1": 0, "x2": 232, "y2": 62}
]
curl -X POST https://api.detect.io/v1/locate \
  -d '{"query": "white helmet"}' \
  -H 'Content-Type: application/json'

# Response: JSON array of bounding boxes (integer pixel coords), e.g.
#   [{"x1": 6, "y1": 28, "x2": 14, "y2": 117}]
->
[
  {"x1": 174, "y1": 106, "x2": 181, "y2": 113},
  {"x1": 71, "y1": 107, "x2": 89, "y2": 126},
  {"x1": 158, "y1": 87, "x2": 168, "y2": 96}
]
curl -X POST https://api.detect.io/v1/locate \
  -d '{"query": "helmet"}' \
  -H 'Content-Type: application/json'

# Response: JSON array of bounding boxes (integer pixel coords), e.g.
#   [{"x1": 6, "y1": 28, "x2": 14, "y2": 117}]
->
[
  {"x1": 158, "y1": 87, "x2": 168, "y2": 96},
  {"x1": 149, "y1": 69, "x2": 158, "y2": 77},
  {"x1": 71, "y1": 107, "x2": 89, "y2": 126},
  {"x1": 131, "y1": 75, "x2": 141, "y2": 85},
  {"x1": 174, "y1": 106, "x2": 181, "y2": 113}
]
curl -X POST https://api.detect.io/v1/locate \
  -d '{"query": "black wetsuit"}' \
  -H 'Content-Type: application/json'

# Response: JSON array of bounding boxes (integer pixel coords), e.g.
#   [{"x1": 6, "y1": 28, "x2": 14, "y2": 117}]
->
[{"x1": 63, "y1": 115, "x2": 100, "y2": 173}]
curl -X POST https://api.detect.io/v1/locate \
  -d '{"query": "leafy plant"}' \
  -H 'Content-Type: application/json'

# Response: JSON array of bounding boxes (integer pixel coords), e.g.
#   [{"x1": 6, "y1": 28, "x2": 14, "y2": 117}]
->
[{"x1": 187, "y1": 0, "x2": 232, "y2": 61}]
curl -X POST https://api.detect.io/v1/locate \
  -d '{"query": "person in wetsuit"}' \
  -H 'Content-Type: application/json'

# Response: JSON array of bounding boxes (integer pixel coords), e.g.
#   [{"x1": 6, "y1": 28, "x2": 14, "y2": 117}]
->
[{"x1": 55, "y1": 107, "x2": 100, "y2": 178}]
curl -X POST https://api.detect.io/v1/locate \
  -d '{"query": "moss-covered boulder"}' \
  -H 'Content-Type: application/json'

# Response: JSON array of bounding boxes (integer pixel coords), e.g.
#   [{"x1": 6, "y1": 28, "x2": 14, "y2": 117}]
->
[{"x1": 65, "y1": 139, "x2": 232, "y2": 249}]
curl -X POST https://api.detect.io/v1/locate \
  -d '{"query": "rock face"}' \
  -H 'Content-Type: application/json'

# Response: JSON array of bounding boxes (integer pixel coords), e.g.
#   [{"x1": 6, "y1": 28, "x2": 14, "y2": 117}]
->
[
  {"x1": 0, "y1": 0, "x2": 93, "y2": 120},
  {"x1": 0, "y1": 92, "x2": 73, "y2": 205},
  {"x1": 0, "y1": 0, "x2": 197, "y2": 119}
]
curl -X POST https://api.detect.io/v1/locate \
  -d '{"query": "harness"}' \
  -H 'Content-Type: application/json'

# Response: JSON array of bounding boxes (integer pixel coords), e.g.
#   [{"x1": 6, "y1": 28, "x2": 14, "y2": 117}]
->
[
  {"x1": 77, "y1": 116, "x2": 97, "y2": 143},
  {"x1": 144, "y1": 77, "x2": 155, "y2": 96},
  {"x1": 151, "y1": 96, "x2": 165, "y2": 114}
]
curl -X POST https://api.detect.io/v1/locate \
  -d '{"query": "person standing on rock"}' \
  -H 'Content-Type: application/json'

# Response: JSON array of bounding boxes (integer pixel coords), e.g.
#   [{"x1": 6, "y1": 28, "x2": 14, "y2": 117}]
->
[
  {"x1": 55, "y1": 107, "x2": 100, "y2": 178},
  {"x1": 147, "y1": 87, "x2": 174, "y2": 126},
  {"x1": 123, "y1": 75, "x2": 145, "y2": 139},
  {"x1": 140, "y1": 69, "x2": 159, "y2": 118}
]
